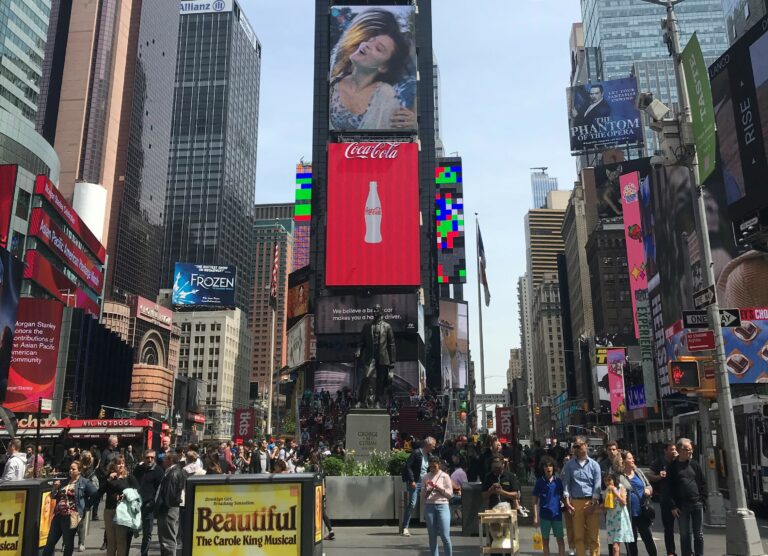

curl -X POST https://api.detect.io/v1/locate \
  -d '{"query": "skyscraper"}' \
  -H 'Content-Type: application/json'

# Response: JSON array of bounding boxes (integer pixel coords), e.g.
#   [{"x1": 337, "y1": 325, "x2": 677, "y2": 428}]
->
[
  {"x1": 34, "y1": 0, "x2": 180, "y2": 302},
  {"x1": 530, "y1": 169, "x2": 559, "y2": 209},
  {"x1": 162, "y1": 1, "x2": 261, "y2": 316}
]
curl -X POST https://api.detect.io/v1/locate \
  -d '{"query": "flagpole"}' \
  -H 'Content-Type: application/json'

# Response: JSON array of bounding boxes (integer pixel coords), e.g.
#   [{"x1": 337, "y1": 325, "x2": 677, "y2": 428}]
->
[
  {"x1": 266, "y1": 305, "x2": 276, "y2": 435},
  {"x1": 475, "y1": 215, "x2": 487, "y2": 432}
]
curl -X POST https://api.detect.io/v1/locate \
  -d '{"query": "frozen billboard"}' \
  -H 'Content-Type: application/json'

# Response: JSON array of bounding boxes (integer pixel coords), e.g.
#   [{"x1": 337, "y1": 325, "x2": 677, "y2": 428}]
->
[
  {"x1": 567, "y1": 77, "x2": 644, "y2": 155},
  {"x1": 172, "y1": 263, "x2": 236, "y2": 307},
  {"x1": 326, "y1": 142, "x2": 420, "y2": 286},
  {"x1": 329, "y1": 5, "x2": 417, "y2": 132}
]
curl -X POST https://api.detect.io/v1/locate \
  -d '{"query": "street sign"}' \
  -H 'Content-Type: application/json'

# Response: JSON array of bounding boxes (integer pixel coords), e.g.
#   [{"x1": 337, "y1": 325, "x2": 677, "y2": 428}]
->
[
  {"x1": 720, "y1": 308, "x2": 741, "y2": 328},
  {"x1": 475, "y1": 394, "x2": 506, "y2": 405},
  {"x1": 693, "y1": 285, "x2": 716, "y2": 310},
  {"x1": 683, "y1": 310, "x2": 709, "y2": 329},
  {"x1": 40, "y1": 398, "x2": 52, "y2": 413},
  {"x1": 687, "y1": 330, "x2": 715, "y2": 352}
]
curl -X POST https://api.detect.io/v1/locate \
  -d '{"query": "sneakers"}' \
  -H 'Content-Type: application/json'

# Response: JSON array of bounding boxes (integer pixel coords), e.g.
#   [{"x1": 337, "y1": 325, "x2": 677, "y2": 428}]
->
[
  {"x1": 401, "y1": 528, "x2": 411, "y2": 537},
  {"x1": 78, "y1": 545, "x2": 85, "y2": 553},
  {"x1": 324, "y1": 530, "x2": 335, "y2": 540},
  {"x1": 517, "y1": 506, "x2": 530, "y2": 518}
]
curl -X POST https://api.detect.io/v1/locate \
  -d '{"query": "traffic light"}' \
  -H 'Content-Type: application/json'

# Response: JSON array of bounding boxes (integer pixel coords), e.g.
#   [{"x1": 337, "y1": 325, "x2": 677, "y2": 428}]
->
[
  {"x1": 486, "y1": 418, "x2": 494, "y2": 429},
  {"x1": 98, "y1": 407, "x2": 106, "y2": 419},
  {"x1": 534, "y1": 404, "x2": 540, "y2": 416},
  {"x1": 65, "y1": 399, "x2": 73, "y2": 414}
]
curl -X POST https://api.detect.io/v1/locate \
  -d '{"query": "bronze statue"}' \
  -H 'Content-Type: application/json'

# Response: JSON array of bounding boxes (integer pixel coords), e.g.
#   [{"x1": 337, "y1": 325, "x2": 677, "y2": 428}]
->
[{"x1": 355, "y1": 304, "x2": 396, "y2": 409}]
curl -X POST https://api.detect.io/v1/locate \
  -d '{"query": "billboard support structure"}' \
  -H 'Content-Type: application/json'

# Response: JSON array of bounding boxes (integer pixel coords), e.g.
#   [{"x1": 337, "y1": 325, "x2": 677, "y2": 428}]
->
[{"x1": 642, "y1": 0, "x2": 756, "y2": 545}]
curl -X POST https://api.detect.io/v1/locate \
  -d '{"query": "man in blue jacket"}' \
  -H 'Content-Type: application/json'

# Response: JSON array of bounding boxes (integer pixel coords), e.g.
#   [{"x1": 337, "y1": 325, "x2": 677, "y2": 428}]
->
[{"x1": 400, "y1": 436, "x2": 436, "y2": 536}]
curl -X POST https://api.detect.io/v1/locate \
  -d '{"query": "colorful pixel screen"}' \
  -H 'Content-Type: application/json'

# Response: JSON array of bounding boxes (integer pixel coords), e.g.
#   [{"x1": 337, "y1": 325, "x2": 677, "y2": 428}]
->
[
  {"x1": 435, "y1": 163, "x2": 466, "y2": 284},
  {"x1": 293, "y1": 164, "x2": 311, "y2": 271}
]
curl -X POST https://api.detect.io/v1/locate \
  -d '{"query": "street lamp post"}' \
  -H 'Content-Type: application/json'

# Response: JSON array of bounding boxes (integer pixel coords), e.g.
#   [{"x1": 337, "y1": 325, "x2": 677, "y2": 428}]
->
[{"x1": 641, "y1": 1, "x2": 765, "y2": 553}]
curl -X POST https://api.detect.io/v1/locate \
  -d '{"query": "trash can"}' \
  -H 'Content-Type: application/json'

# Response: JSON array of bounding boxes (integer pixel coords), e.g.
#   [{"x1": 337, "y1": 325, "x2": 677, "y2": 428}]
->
[{"x1": 461, "y1": 482, "x2": 484, "y2": 536}]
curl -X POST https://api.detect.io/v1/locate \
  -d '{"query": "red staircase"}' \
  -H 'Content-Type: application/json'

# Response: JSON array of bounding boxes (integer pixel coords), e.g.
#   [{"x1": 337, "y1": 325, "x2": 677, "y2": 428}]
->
[{"x1": 395, "y1": 406, "x2": 444, "y2": 442}]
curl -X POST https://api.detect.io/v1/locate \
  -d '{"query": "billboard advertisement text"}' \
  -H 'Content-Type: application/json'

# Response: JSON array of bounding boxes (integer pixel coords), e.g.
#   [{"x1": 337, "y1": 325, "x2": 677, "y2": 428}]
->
[
  {"x1": 0, "y1": 489, "x2": 26, "y2": 553},
  {"x1": 326, "y1": 142, "x2": 420, "y2": 286},
  {"x1": 438, "y1": 299, "x2": 468, "y2": 390},
  {"x1": 315, "y1": 294, "x2": 418, "y2": 334},
  {"x1": 0, "y1": 249, "x2": 22, "y2": 404},
  {"x1": 567, "y1": 77, "x2": 643, "y2": 154},
  {"x1": 495, "y1": 406, "x2": 514, "y2": 444},
  {"x1": 7, "y1": 298, "x2": 64, "y2": 413},
  {"x1": 607, "y1": 348, "x2": 627, "y2": 423},
  {"x1": 191, "y1": 482, "x2": 300, "y2": 555},
  {"x1": 233, "y1": 409, "x2": 255, "y2": 444},
  {"x1": 329, "y1": 6, "x2": 417, "y2": 132},
  {"x1": 172, "y1": 263, "x2": 236, "y2": 307}
]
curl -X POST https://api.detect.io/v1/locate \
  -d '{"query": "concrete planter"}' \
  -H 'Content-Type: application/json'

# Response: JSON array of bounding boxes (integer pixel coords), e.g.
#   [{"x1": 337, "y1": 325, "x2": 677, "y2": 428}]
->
[{"x1": 326, "y1": 476, "x2": 396, "y2": 520}]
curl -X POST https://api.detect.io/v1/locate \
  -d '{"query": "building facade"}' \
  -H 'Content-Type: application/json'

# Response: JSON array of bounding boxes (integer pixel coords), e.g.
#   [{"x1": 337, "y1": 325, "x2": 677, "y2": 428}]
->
[
  {"x1": 174, "y1": 308, "x2": 250, "y2": 439},
  {"x1": 162, "y1": 2, "x2": 261, "y2": 316},
  {"x1": 531, "y1": 169, "x2": 559, "y2": 209},
  {"x1": 251, "y1": 204, "x2": 293, "y2": 398}
]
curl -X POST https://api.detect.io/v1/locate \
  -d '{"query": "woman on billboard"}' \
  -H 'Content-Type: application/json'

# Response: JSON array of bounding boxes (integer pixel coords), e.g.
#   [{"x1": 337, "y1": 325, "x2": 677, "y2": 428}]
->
[{"x1": 329, "y1": 7, "x2": 416, "y2": 131}]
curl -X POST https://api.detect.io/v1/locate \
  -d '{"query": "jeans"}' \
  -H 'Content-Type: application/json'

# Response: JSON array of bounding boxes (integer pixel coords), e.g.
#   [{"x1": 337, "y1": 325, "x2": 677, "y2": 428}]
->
[
  {"x1": 660, "y1": 502, "x2": 677, "y2": 556},
  {"x1": 678, "y1": 503, "x2": 704, "y2": 556},
  {"x1": 401, "y1": 482, "x2": 422, "y2": 529},
  {"x1": 158, "y1": 507, "x2": 180, "y2": 556},
  {"x1": 424, "y1": 504, "x2": 452, "y2": 556},
  {"x1": 626, "y1": 514, "x2": 657, "y2": 556},
  {"x1": 140, "y1": 506, "x2": 154, "y2": 556},
  {"x1": 42, "y1": 514, "x2": 76, "y2": 556}
]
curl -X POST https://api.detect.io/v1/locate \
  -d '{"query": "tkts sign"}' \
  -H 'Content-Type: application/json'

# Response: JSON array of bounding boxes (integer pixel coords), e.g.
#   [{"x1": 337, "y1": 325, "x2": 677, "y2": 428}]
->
[
  {"x1": 233, "y1": 409, "x2": 255, "y2": 444},
  {"x1": 495, "y1": 407, "x2": 515, "y2": 444}
]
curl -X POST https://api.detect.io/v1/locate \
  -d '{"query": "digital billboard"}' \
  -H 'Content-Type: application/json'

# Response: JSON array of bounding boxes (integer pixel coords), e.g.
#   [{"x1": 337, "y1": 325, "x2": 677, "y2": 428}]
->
[
  {"x1": 620, "y1": 171, "x2": 647, "y2": 339},
  {"x1": 567, "y1": 77, "x2": 644, "y2": 155},
  {"x1": 438, "y1": 299, "x2": 468, "y2": 390},
  {"x1": 594, "y1": 348, "x2": 611, "y2": 414},
  {"x1": 607, "y1": 348, "x2": 627, "y2": 423},
  {"x1": 436, "y1": 162, "x2": 467, "y2": 284},
  {"x1": 293, "y1": 164, "x2": 311, "y2": 271},
  {"x1": 329, "y1": 5, "x2": 417, "y2": 132},
  {"x1": 590, "y1": 157, "x2": 652, "y2": 220},
  {"x1": 7, "y1": 298, "x2": 64, "y2": 413},
  {"x1": 172, "y1": 263, "x2": 236, "y2": 307},
  {"x1": 325, "y1": 142, "x2": 420, "y2": 286},
  {"x1": 0, "y1": 248, "x2": 22, "y2": 403},
  {"x1": 315, "y1": 293, "x2": 418, "y2": 334},
  {"x1": 313, "y1": 360, "x2": 420, "y2": 396},
  {"x1": 709, "y1": 15, "x2": 768, "y2": 219},
  {"x1": 287, "y1": 281, "x2": 309, "y2": 321},
  {"x1": 0, "y1": 165, "x2": 17, "y2": 249}
]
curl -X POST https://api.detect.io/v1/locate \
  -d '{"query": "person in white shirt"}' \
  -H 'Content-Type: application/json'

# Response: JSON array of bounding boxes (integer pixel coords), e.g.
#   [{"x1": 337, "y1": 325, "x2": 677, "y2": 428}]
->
[{"x1": 1, "y1": 439, "x2": 26, "y2": 481}]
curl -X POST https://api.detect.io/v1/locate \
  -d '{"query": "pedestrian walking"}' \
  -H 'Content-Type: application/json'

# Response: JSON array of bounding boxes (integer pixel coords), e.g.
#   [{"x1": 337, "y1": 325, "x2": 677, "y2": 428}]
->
[
  {"x1": 619, "y1": 451, "x2": 656, "y2": 556},
  {"x1": 666, "y1": 438, "x2": 705, "y2": 556},
  {"x1": 401, "y1": 436, "x2": 436, "y2": 537},
  {"x1": 422, "y1": 455, "x2": 453, "y2": 556},
  {"x1": 98, "y1": 456, "x2": 139, "y2": 556},
  {"x1": 132, "y1": 450, "x2": 164, "y2": 556},
  {"x1": 42, "y1": 461, "x2": 98, "y2": 556},
  {"x1": 603, "y1": 473, "x2": 634, "y2": 556},
  {"x1": 76, "y1": 450, "x2": 98, "y2": 551},
  {"x1": 647, "y1": 441, "x2": 678, "y2": 556},
  {"x1": 533, "y1": 456, "x2": 565, "y2": 556},
  {"x1": 155, "y1": 452, "x2": 186, "y2": 556},
  {"x1": 0, "y1": 439, "x2": 26, "y2": 481},
  {"x1": 562, "y1": 436, "x2": 602, "y2": 556}
]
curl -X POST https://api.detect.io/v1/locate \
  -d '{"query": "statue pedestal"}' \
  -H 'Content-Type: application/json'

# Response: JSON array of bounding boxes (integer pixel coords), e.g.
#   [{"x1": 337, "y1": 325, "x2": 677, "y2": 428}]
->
[{"x1": 345, "y1": 409, "x2": 390, "y2": 461}]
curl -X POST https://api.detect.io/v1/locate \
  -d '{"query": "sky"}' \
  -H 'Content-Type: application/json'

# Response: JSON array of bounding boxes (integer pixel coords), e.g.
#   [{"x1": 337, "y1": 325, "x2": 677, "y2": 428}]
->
[{"x1": 244, "y1": 1, "x2": 584, "y2": 397}]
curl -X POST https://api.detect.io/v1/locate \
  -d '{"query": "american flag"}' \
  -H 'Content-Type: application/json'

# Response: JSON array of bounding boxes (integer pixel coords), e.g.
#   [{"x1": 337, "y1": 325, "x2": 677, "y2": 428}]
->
[
  {"x1": 269, "y1": 242, "x2": 280, "y2": 310},
  {"x1": 477, "y1": 224, "x2": 490, "y2": 306}
]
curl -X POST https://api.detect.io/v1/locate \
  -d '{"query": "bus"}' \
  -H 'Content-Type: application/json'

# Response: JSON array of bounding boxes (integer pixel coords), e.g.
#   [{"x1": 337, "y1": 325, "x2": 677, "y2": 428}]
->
[{"x1": 672, "y1": 394, "x2": 768, "y2": 508}]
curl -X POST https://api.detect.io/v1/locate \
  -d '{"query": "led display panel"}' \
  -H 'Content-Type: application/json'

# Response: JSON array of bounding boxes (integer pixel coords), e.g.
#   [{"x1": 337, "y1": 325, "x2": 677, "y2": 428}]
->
[
  {"x1": 326, "y1": 142, "x2": 420, "y2": 286},
  {"x1": 436, "y1": 163, "x2": 466, "y2": 284}
]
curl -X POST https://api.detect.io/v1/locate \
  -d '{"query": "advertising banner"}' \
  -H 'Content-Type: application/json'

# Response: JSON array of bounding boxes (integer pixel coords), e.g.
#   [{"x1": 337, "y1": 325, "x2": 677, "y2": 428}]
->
[
  {"x1": 172, "y1": 263, "x2": 236, "y2": 307},
  {"x1": 233, "y1": 409, "x2": 255, "y2": 444},
  {"x1": 287, "y1": 281, "x2": 309, "y2": 321},
  {"x1": 329, "y1": 5, "x2": 417, "y2": 132},
  {"x1": 0, "y1": 249, "x2": 22, "y2": 404},
  {"x1": 326, "y1": 142, "x2": 420, "y2": 286},
  {"x1": 287, "y1": 315, "x2": 315, "y2": 369},
  {"x1": 495, "y1": 406, "x2": 514, "y2": 444},
  {"x1": 6, "y1": 298, "x2": 64, "y2": 413},
  {"x1": 438, "y1": 299, "x2": 468, "y2": 390},
  {"x1": 21, "y1": 250, "x2": 102, "y2": 316},
  {"x1": 709, "y1": 15, "x2": 768, "y2": 216},
  {"x1": 590, "y1": 158, "x2": 652, "y2": 220},
  {"x1": 191, "y1": 482, "x2": 300, "y2": 555},
  {"x1": 0, "y1": 489, "x2": 26, "y2": 554},
  {"x1": 567, "y1": 77, "x2": 644, "y2": 154},
  {"x1": 436, "y1": 162, "x2": 467, "y2": 284},
  {"x1": 620, "y1": 171, "x2": 647, "y2": 339},
  {"x1": 313, "y1": 360, "x2": 419, "y2": 396},
  {"x1": 594, "y1": 351, "x2": 611, "y2": 414},
  {"x1": 607, "y1": 348, "x2": 627, "y2": 423},
  {"x1": 0, "y1": 165, "x2": 17, "y2": 249},
  {"x1": 29, "y1": 208, "x2": 103, "y2": 293},
  {"x1": 34, "y1": 176, "x2": 106, "y2": 263},
  {"x1": 682, "y1": 33, "x2": 717, "y2": 182},
  {"x1": 626, "y1": 385, "x2": 646, "y2": 411},
  {"x1": 315, "y1": 293, "x2": 418, "y2": 334}
]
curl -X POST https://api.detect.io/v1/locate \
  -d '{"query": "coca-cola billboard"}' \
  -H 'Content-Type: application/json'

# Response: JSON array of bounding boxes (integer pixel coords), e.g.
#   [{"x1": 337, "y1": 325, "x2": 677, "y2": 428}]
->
[{"x1": 326, "y1": 142, "x2": 420, "y2": 286}]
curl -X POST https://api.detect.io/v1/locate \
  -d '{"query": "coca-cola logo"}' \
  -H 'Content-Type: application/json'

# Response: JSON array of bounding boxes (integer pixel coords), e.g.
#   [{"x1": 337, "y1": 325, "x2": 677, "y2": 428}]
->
[
  {"x1": 344, "y1": 142, "x2": 400, "y2": 159},
  {"x1": 365, "y1": 207, "x2": 382, "y2": 215}
]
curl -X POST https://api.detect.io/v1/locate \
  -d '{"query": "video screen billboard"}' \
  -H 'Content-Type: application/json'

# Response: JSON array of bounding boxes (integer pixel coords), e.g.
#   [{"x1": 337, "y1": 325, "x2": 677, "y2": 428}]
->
[
  {"x1": 607, "y1": 348, "x2": 627, "y2": 423},
  {"x1": 325, "y1": 142, "x2": 420, "y2": 286},
  {"x1": 586, "y1": 157, "x2": 652, "y2": 220},
  {"x1": 439, "y1": 299, "x2": 468, "y2": 390},
  {"x1": 7, "y1": 298, "x2": 64, "y2": 413},
  {"x1": 287, "y1": 280, "x2": 309, "y2": 321},
  {"x1": 172, "y1": 263, "x2": 236, "y2": 307},
  {"x1": 315, "y1": 293, "x2": 418, "y2": 334},
  {"x1": 436, "y1": 163, "x2": 467, "y2": 284},
  {"x1": 0, "y1": 165, "x2": 17, "y2": 249},
  {"x1": 329, "y1": 5, "x2": 417, "y2": 132},
  {"x1": 594, "y1": 351, "x2": 611, "y2": 414},
  {"x1": 313, "y1": 360, "x2": 420, "y2": 396},
  {"x1": 709, "y1": 15, "x2": 768, "y2": 219},
  {"x1": 0, "y1": 248, "x2": 22, "y2": 403},
  {"x1": 567, "y1": 77, "x2": 644, "y2": 155},
  {"x1": 620, "y1": 171, "x2": 647, "y2": 339}
]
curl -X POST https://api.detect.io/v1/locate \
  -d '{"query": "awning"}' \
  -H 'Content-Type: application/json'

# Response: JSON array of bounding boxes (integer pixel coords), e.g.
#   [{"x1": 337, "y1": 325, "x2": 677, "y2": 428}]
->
[
  {"x1": 67, "y1": 427, "x2": 146, "y2": 439},
  {"x1": 0, "y1": 428, "x2": 64, "y2": 438}
]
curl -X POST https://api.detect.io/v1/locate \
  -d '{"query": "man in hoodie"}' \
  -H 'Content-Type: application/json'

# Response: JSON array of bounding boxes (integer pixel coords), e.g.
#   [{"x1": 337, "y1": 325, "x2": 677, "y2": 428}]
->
[
  {"x1": 155, "y1": 452, "x2": 186, "y2": 556},
  {"x1": 133, "y1": 450, "x2": 164, "y2": 556},
  {"x1": 1, "y1": 439, "x2": 26, "y2": 481}
]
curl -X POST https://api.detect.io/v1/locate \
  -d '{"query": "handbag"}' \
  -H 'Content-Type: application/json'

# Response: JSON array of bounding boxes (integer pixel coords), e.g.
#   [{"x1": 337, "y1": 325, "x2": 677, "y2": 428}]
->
[
  {"x1": 640, "y1": 498, "x2": 656, "y2": 522},
  {"x1": 69, "y1": 511, "x2": 81, "y2": 529}
]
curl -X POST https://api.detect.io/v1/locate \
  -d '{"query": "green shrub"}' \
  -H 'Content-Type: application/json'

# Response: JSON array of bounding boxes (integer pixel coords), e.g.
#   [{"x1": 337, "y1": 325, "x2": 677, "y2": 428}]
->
[
  {"x1": 359, "y1": 451, "x2": 391, "y2": 476},
  {"x1": 322, "y1": 456, "x2": 344, "y2": 476},
  {"x1": 387, "y1": 449, "x2": 410, "y2": 477}
]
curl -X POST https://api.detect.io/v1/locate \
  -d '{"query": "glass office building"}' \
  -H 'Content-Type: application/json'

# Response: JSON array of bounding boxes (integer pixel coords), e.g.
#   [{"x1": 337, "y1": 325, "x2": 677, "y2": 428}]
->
[
  {"x1": 531, "y1": 169, "x2": 559, "y2": 209},
  {"x1": 162, "y1": 1, "x2": 261, "y2": 316}
]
